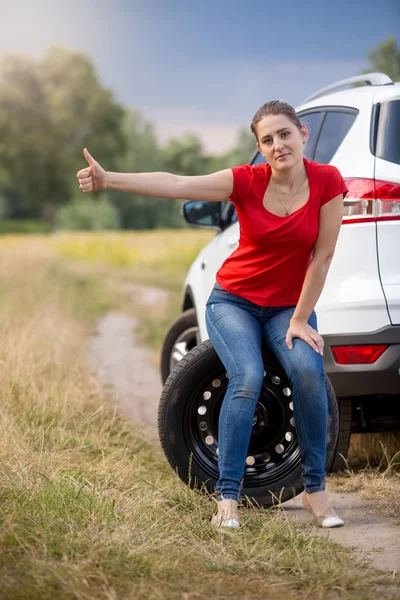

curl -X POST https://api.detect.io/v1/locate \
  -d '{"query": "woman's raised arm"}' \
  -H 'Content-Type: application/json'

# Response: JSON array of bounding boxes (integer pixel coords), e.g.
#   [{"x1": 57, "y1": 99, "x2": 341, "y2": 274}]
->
[{"x1": 77, "y1": 148, "x2": 234, "y2": 202}]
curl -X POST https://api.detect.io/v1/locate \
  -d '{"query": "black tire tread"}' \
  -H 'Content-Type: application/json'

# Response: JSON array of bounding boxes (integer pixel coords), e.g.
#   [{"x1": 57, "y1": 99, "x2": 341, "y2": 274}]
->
[
  {"x1": 160, "y1": 308, "x2": 198, "y2": 384},
  {"x1": 329, "y1": 398, "x2": 352, "y2": 472},
  {"x1": 158, "y1": 341, "x2": 215, "y2": 463}
]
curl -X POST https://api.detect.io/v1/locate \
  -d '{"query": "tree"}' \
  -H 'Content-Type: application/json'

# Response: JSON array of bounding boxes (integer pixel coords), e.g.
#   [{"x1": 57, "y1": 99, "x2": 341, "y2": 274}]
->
[
  {"x1": 162, "y1": 133, "x2": 209, "y2": 175},
  {"x1": 362, "y1": 35, "x2": 400, "y2": 81},
  {"x1": 227, "y1": 128, "x2": 257, "y2": 166},
  {"x1": 0, "y1": 47, "x2": 126, "y2": 226},
  {"x1": 107, "y1": 109, "x2": 187, "y2": 229},
  {"x1": 206, "y1": 128, "x2": 256, "y2": 173}
]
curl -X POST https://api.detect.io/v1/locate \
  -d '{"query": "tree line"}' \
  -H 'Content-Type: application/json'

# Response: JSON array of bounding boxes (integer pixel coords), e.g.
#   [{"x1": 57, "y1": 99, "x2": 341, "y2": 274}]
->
[
  {"x1": 0, "y1": 47, "x2": 255, "y2": 231},
  {"x1": 0, "y1": 37, "x2": 398, "y2": 231}
]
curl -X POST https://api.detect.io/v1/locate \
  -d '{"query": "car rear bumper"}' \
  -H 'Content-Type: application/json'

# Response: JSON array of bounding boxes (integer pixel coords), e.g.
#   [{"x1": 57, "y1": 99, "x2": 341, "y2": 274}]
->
[{"x1": 324, "y1": 325, "x2": 400, "y2": 397}]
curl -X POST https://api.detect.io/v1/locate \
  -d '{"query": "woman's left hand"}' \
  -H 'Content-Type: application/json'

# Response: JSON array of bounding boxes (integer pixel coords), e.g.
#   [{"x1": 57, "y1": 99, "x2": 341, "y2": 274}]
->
[{"x1": 286, "y1": 317, "x2": 324, "y2": 355}]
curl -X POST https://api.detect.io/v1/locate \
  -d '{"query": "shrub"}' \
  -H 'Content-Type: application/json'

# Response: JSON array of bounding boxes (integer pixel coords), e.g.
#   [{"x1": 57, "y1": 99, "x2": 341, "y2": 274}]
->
[{"x1": 57, "y1": 194, "x2": 120, "y2": 231}]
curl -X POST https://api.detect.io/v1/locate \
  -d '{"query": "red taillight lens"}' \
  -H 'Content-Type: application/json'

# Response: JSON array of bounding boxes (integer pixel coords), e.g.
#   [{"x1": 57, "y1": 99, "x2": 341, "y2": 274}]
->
[
  {"x1": 342, "y1": 178, "x2": 400, "y2": 223},
  {"x1": 331, "y1": 344, "x2": 389, "y2": 365}
]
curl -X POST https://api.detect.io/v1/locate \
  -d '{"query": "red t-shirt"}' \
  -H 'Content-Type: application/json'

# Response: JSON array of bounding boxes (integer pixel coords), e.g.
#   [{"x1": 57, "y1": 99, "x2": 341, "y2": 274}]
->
[{"x1": 216, "y1": 158, "x2": 348, "y2": 307}]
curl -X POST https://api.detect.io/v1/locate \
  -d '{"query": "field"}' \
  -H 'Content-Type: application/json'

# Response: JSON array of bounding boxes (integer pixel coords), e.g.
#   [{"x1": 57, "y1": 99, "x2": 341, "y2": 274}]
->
[{"x1": 0, "y1": 232, "x2": 398, "y2": 599}]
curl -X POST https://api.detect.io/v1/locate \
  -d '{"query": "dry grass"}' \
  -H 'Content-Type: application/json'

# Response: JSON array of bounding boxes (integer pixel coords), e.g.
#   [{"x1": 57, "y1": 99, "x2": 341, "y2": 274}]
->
[
  {"x1": 52, "y1": 231, "x2": 400, "y2": 509},
  {"x1": 0, "y1": 234, "x2": 398, "y2": 599},
  {"x1": 330, "y1": 434, "x2": 400, "y2": 520},
  {"x1": 50, "y1": 230, "x2": 400, "y2": 518}
]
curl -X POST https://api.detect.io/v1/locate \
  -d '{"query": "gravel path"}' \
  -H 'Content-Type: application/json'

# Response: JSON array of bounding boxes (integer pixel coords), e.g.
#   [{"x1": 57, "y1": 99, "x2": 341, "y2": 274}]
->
[
  {"x1": 88, "y1": 289, "x2": 399, "y2": 575},
  {"x1": 283, "y1": 492, "x2": 399, "y2": 572},
  {"x1": 88, "y1": 310, "x2": 162, "y2": 448}
]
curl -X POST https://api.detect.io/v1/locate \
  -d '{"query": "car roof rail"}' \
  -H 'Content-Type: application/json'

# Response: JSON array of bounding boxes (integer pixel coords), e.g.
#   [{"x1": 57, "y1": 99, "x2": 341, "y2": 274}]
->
[{"x1": 302, "y1": 72, "x2": 394, "y2": 104}]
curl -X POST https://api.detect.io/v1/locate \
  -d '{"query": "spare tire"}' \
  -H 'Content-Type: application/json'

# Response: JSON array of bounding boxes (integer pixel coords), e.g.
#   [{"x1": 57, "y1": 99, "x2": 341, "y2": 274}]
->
[{"x1": 158, "y1": 340, "x2": 339, "y2": 506}]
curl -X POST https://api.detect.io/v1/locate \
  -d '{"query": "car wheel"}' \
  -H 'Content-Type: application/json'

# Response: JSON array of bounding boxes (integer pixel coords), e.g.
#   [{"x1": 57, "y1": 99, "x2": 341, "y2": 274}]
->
[
  {"x1": 328, "y1": 398, "x2": 352, "y2": 472},
  {"x1": 160, "y1": 308, "x2": 199, "y2": 384},
  {"x1": 158, "y1": 340, "x2": 339, "y2": 507}
]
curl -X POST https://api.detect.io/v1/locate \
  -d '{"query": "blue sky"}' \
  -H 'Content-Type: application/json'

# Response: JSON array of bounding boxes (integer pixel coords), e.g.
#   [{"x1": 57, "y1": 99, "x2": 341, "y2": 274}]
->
[{"x1": 2, "y1": 0, "x2": 399, "y2": 152}]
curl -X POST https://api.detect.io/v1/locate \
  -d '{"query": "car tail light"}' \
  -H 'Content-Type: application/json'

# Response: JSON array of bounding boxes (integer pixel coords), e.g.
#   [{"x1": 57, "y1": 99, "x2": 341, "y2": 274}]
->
[
  {"x1": 342, "y1": 178, "x2": 400, "y2": 224},
  {"x1": 331, "y1": 344, "x2": 389, "y2": 365}
]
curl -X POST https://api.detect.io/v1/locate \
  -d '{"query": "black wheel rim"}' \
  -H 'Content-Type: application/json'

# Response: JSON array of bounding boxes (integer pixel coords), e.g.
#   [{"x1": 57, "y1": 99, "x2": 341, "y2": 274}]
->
[{"x1": 182, "y1": 361, "x2": 301, "y2": 489}]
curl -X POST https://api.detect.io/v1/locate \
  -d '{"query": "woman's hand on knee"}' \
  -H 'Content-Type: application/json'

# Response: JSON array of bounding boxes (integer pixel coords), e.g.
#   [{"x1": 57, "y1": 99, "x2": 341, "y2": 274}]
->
[{"x1": 286, "y1": 318, "x2": 324, "y2": 355}]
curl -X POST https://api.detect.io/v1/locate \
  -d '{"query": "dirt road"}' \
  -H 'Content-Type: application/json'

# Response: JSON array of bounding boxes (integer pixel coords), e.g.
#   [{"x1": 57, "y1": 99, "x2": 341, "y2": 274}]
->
[{"x1": 88, "y1": 292, "x2": 399, "y2": 575}]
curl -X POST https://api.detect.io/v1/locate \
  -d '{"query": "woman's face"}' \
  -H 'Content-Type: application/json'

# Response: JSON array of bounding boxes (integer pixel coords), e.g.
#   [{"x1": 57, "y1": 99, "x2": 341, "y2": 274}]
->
[{"x1": 255, "y1": 114, "x2": 308, "y2": 171}]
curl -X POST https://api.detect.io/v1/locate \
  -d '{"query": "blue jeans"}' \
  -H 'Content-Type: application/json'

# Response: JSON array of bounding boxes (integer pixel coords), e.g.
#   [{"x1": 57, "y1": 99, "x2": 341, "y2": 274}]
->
[{"x1": 205, "y1": 282, "x2": 328, "y2": 501}]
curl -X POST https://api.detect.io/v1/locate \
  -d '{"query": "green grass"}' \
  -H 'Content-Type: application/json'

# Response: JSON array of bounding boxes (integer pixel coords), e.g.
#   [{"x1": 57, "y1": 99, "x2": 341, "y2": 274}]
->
[{"x1": 52, "y1": 229, "x2": 215, "y2": 291}]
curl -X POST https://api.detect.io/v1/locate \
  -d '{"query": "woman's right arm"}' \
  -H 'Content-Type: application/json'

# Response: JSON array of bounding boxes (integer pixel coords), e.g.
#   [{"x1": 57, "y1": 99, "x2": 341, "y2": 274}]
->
[{"x1": 77, "y1": 148, "x2": 234, "y2": 203}]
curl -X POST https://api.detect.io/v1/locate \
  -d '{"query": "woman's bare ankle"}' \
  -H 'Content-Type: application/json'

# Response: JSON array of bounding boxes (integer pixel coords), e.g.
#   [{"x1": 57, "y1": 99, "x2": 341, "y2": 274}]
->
[{"x1": 303, "y1": 491, "x2": 334, "y2": 515}]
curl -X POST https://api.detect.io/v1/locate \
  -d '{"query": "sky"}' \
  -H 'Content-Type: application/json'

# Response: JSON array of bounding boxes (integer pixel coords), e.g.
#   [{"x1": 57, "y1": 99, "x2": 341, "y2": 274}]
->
[{"x1": 1, "y1": 0, "x2": 399, "y2": 153}]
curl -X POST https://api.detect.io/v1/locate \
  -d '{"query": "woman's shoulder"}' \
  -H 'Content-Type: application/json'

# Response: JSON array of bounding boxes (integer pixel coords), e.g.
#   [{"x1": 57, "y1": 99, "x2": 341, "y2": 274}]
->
[
  {"x1": 306, "y1": 160, "x2": 348, "y2": 204},
  {"x1": 233, "y1": 162, "x2": 269, "y2": 174},
  {"x1": 231, "y1": 162, "x2": 269, "y2": 185},
  {"x1": 230, "y1": 162, "x2": 269, "y2": 204}
]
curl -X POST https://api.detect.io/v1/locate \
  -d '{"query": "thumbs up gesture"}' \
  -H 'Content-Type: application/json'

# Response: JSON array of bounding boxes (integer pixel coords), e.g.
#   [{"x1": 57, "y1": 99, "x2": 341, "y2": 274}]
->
[{"x1": 77, "y1": 148, "x2": 107, "y2": 192}]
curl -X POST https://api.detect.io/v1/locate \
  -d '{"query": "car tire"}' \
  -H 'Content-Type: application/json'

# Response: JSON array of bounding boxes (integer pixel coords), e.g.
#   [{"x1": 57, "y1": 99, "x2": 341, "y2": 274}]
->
[
  {"x1": 158, "y1": 340, "x2": 339, "y2": 507},
  {"x1": 328, "y1": 398, "x2": 352, "y2": 472},
  {"x1": 160, "y1": 308, "x2": 199, "y2": 384}
]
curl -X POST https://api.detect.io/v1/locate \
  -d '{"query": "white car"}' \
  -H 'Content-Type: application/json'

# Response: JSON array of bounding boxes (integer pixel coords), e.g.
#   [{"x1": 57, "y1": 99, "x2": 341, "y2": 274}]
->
[{"x1": 159, "y1": 72, "x2": 400, "y2": 478}]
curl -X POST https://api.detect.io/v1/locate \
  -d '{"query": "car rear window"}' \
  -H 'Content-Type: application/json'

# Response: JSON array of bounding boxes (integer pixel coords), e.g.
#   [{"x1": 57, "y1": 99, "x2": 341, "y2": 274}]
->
[
  {"x1": 375, "y1": 100, "x2": 400, "y2": 165},
  {"x1": 251, "y1": 152, "x2": 267, "y2": 165},
  {"x1": 313, "y1": 111, "x2": 356, "y2": 164},
  {"x1": 299, "y1": 112, "x2": 325, "y2": 160}
]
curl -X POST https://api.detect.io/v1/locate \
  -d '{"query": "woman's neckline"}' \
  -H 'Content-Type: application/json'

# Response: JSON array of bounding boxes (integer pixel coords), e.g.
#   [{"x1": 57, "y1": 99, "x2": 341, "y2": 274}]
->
[{"x1": 261, "y1": 158, "x2": 311, "y2": 219}]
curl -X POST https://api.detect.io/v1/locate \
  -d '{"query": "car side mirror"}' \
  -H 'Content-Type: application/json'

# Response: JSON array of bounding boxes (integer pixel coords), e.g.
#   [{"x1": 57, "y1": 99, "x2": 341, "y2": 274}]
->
[{"x1": 181, "y1": 200, "x2": 222, "y2": 229}]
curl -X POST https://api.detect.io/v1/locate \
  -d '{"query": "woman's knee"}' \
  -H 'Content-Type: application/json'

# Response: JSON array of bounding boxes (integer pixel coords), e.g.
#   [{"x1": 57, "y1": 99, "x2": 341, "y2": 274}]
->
[
  {"x1": 228, "y1": 367, "x2": 265, "y2": 398},
  {"x1": 287, "y1": 361, "x2": 325, "y2": 391}
]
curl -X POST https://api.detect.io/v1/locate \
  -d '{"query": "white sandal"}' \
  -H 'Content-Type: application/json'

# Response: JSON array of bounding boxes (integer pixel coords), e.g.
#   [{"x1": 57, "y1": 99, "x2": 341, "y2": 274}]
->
[
  {"x1": 211, "y1": 498, "x2": 240, "y2": 529},
  {"x1": 303, "y1": 492, "x2": 344, "y2": 528}
]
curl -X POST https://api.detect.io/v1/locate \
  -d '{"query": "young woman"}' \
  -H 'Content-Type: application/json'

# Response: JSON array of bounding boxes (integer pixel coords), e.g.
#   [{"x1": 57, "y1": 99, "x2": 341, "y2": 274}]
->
[{"x1": 77, "y1": 100, "x2": 347, "y2": 529}]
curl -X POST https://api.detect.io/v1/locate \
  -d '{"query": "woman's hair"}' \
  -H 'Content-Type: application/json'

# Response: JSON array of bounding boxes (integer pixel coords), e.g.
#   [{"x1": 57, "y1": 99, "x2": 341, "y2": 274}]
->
[{"x1": 250, "y1": 100, "x2": 302, "y2": 139}]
